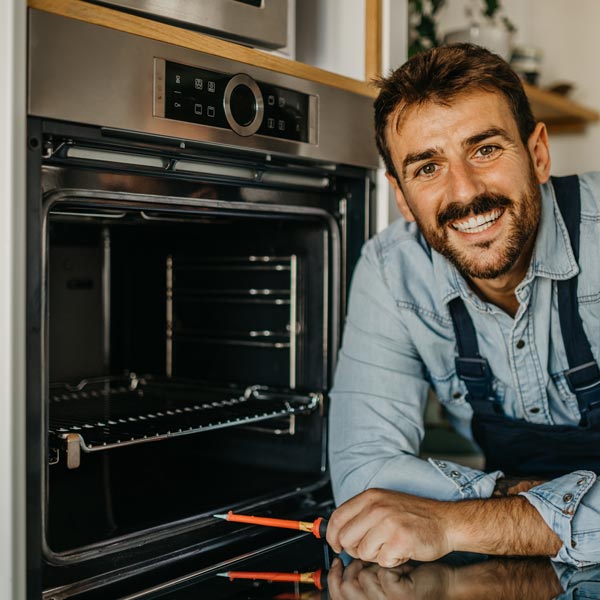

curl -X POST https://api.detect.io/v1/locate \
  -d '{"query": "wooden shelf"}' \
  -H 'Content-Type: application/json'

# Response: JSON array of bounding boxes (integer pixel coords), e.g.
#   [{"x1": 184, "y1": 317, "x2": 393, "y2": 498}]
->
[
  {"x1": 523, "y1": 83, "x2": 599, "y2": 134},
  {"x1": 28, "y1": 0, "x2": 379, "y2": 98}
]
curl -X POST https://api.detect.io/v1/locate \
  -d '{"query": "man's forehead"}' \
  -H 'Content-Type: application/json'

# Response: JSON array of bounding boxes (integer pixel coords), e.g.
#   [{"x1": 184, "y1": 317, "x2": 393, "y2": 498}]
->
[{"x1": 385, "y1": 91, "x2": 517, "y2": 156}]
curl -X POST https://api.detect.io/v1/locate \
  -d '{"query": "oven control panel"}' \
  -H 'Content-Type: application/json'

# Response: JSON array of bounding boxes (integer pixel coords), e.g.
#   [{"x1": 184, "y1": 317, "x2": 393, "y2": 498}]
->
[{"x1": 155, "y1": 59, "x2": 312, "y2": 143}]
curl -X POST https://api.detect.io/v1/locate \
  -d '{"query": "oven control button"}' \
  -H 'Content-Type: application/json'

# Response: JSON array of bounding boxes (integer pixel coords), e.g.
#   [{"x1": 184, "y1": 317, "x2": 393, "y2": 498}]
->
[{"x1": 224, "y1": 74, "x2": 264, "y2": 136}]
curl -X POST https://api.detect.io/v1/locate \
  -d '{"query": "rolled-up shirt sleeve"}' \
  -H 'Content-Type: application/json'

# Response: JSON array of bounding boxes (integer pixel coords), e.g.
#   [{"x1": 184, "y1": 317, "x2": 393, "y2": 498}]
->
[
  {"x1": 520, "y1": 471, "x2": 600, "y2": 567},
  {"x1": 328, "y1": 241, "x2": 502, "y2": 505}
]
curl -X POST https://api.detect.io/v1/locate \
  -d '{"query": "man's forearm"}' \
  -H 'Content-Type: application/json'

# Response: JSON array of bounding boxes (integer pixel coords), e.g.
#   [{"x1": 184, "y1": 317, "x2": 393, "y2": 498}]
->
[
  {"x1": 445, "y1": 495, "x2": 562, "y2": 557},
  {"x1": 327, "y1": 488, "x2": 562, "y2": 567}
]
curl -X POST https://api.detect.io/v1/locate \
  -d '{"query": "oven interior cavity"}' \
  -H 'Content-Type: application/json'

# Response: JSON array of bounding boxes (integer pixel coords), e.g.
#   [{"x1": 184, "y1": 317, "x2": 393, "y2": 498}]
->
[{"x1": 46, "y1": 202, "x2": 333, "y2": 555}]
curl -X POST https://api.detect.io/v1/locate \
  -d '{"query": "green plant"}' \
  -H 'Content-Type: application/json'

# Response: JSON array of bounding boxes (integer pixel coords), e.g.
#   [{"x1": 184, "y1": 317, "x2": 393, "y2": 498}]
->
[
  {"x1": 408, "y1": 0, "x2": 446, "y2": 57},
  {"x1": 478, "y1": 0, "x2": 516, "y2": 32},
  {"x1": 408, "y1": 0, "x2": 516, "y2": 57}
]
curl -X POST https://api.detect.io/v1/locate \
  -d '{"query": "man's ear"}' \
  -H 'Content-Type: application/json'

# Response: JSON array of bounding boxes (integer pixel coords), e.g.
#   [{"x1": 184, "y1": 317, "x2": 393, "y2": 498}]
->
[
  {"x1": 527, "y1": 122, "x2": 551, "y2": 184},
  {"x1": 385, "y1": 172, "x2": 416, "y2": 222}
]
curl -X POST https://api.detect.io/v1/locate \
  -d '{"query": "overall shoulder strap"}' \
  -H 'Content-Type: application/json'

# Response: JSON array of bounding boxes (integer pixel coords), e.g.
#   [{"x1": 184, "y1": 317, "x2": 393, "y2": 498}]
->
[
  {"x1": 552, "y1": 175, "x2": 600, "y2": 425},
  {"x1": 448, "y1": 297, "x2": 500, "y2": 415}
]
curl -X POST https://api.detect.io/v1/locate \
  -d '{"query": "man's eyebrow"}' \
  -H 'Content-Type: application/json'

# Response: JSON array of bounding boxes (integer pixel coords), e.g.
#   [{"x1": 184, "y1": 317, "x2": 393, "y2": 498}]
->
[
  {"x1": 402, "y1": 148, "x2": 440, "y2": 178},
  {"x1": 464, "y1": 127, "x2": 511, "y2": 147}
]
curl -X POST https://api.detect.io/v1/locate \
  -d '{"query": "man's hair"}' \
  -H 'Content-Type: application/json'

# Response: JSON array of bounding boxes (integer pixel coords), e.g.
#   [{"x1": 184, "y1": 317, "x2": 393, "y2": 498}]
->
[{"x1": 374, "y1": 43, "x2": 536, "y2": 182}]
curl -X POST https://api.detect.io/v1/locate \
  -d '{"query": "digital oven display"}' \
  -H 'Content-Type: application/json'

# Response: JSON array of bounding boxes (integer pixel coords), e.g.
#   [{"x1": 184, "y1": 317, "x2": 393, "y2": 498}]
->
[{"x1": 164, "y1": 60, "x2": 311, "y2": 143}]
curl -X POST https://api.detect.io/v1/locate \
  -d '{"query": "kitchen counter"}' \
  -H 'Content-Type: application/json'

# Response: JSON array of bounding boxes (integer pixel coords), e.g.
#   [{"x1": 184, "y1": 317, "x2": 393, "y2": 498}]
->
[{"x1": 63, "y1": 531, "x2": 599, "y2": 599}]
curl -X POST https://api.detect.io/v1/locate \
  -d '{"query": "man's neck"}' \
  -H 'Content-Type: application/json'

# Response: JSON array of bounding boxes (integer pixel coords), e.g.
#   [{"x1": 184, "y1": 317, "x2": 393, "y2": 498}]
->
[{"x1": 469, "y1": 241, "x2": 535, "y2": 318}]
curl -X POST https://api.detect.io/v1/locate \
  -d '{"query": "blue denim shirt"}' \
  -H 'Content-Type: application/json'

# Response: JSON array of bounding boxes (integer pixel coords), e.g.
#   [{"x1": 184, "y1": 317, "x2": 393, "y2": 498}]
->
[{"x1": 329, "y1": 172, "x2": 600, "y2": 567}]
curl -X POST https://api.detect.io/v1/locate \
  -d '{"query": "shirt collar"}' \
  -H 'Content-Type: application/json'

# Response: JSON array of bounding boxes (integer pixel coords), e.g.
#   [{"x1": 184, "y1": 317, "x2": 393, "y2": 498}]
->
[{"x1": 433, "y1": 179, "x2": 580, "y2": 307}]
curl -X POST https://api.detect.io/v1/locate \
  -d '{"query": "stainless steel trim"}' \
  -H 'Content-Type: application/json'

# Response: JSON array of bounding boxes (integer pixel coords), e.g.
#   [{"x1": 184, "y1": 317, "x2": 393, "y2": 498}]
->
[
  {"x1": 166, "y1": 255, "x2": 173, "y2": 378},
  {"x1": 260, "y1": 171, "x2": 329, "y2": 188},
  {"x1": 322, "y1": 229, "x2": 330, "y2": 385},
  {"x1": 173, "y1": 160, "x2": 255, "y2": 180},
  {"x1": 88, "y1": 0, "x2": 289, "y2": 50},
  {"x1": 338, "y1": 196, "x2": 348, "y2": 331},
  {"x1": 223, "y1": 73, "x2": 264, "y2": 137},
  {"x1": 153, "y1": 58, "x2": 166, "y2": 118},
  {"x1": 49, "y1": 209, "x2": 127, "y2": 219},
  {"x1": 29, "y1": 10, "x2": 379, "y2": 168},
  {"x1": 308, "y1": 94, "x2": 318, "y2": 146},
  {"x1": 289, "y1": 254, "x2": 297, "y2": 389},
  {"x1": 65, "y1": 146, "x2": 167, "y2": 169}
]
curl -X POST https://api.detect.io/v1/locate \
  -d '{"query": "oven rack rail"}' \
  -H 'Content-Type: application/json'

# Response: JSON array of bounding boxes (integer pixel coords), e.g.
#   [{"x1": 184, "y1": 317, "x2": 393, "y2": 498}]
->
[{"x1": 48, "y1": 376, "x2": 322, "y2": 469}]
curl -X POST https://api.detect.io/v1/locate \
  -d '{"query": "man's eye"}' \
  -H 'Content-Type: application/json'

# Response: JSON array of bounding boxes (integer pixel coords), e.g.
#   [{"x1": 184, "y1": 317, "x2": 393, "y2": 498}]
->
[
  {"x1": 477, "y1": 145, "x2": 498, "y2": 157},
  {"x1": 417, "y1": 163, "x2": 437, "y2": 176}
]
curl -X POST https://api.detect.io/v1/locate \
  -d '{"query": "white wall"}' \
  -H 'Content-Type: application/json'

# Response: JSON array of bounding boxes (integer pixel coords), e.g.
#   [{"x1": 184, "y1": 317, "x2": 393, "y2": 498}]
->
[
  {"x1": 379, "y1": 0, "x2": 409, "y2": 228},
  {"x1": 295, "y1": 0, "x2": 366, "y2": 80},
  {"x1": 436, "y1": 0, "x2": 600, "y2": 176},
  {"x1": 525, "y1": 0, "x2": 600, "y2": 175},
  {"x1": 0, "y1": 0, "x2": 26, "y2": 597}
]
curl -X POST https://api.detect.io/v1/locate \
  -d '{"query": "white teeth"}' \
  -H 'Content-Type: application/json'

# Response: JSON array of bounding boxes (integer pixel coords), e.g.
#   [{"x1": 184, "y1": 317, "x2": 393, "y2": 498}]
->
[{"x1": 451, "y1": 209, "x2": 502, "y2": 233}]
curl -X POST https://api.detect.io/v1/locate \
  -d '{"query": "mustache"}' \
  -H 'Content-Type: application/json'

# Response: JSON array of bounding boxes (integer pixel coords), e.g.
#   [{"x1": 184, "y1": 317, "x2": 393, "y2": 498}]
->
[{"x1": 437, "y1": 194, "x2": 512, "y2": 228}]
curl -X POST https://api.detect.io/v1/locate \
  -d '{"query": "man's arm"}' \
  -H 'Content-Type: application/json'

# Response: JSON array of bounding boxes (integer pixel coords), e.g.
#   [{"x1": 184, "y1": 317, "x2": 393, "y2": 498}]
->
[
  {"x1": 329, "y1": 240, "x2": 500, "y2": 505},
  {"x1": 492, "y1": 476, "x2": 546, "y2": 497},
  {"x1": 328, "y1": 234, "x2": 600, "y2": 566},
  {"x1": 326, "y1": 488, "x2": 561, "y2": 568}
]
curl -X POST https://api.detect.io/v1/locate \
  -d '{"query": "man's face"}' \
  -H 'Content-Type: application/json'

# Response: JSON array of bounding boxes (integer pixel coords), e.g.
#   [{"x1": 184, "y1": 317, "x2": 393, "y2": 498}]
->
[{"x1": 386, "y1": 91, "x2": 548, "y2": 281}]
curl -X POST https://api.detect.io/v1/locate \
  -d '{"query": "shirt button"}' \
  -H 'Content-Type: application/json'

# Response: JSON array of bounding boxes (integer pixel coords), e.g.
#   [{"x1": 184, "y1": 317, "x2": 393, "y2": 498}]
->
[
  {"x1": 563, "y1": 493, "x2": 574, "y2": 503},
  {"x1": 437, "y1": 461, "x2": 447, "y2": 468},
  {"x1": 577, "y1": 478, "x2": 587, "y2": 486},
  {"x1": 453, "y1": 392, "x2": 462, "y2": 399},
  {"x1": 529, "y1": 407, "x2": 540, "y2": 414},
  {"x1": 450, "y1": 470, "x2": 460, "y2": 478},
  {"x1": 516, "y1": 340, "x2": 525, "y2": 349}
]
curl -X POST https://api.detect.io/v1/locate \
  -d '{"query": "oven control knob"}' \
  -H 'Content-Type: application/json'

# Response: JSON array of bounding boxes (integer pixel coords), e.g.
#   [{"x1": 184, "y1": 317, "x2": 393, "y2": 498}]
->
[{"x1": 224, "y1": 74, "x2": 264, "y2": 137}]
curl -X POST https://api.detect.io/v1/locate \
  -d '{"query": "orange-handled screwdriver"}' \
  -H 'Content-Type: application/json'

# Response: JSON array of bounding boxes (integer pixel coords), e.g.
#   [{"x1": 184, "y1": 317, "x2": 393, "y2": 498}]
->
[
  {"x1": 217, "y1": 568, "x2": 327, "y2": 590},
  {"x1": 213, "y1": 510, "x2": 328, "y2": 539}
]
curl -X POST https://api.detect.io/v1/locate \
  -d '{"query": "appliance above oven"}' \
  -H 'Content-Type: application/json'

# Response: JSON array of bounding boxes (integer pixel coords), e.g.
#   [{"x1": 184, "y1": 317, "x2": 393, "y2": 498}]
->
[{"x1": 89, "y1": 0, "x2": 290, "y2": 50}]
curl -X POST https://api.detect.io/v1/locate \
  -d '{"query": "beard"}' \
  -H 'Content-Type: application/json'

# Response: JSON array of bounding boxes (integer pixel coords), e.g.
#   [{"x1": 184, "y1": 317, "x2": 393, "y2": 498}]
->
[{"x1": 415, "y1": 168, "x2": 542, "y2": 280}]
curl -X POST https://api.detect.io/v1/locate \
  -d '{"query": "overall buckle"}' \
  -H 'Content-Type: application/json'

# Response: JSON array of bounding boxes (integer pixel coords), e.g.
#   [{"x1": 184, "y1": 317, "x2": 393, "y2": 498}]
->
[
  {"x1": 564, "y1": 361, "x2": 600, "y2": 395},
  {"x1": 564, "y1": 362, "x2": 600, "y2": 426},
  {"x1": 455, "y1": 357, "x2": 494, "y2": 401}
]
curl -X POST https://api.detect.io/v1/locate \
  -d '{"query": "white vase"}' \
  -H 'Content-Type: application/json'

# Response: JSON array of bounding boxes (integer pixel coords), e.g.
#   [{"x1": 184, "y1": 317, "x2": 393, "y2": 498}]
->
[{"x1": 444, "y1": 24, "x2": 513, "y2": 61}]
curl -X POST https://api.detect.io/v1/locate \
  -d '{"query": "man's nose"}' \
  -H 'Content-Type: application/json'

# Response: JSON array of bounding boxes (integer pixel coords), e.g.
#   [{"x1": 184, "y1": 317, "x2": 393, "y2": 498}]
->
[{"x1": 447, "y1": 161, "x2": 484, "y2": 204}]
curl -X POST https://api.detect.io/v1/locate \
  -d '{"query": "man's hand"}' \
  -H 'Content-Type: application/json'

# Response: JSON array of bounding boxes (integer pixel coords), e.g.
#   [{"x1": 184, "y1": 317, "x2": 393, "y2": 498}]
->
[
  {"x1": 326, "y1": 556, "x2": 563, "y2": 600},
  {"x1": 492, "y1": 476, "x2": 546, "y2": 497},
  {"x1": 326, "y1": 489, "x2": 452, "y2": 567},
  {"x1": 327, "y1": 558, "x2": 452, "y2": 600},
  {"x1": 326, "y1": 488, "x2": 562, "y2": 568}
]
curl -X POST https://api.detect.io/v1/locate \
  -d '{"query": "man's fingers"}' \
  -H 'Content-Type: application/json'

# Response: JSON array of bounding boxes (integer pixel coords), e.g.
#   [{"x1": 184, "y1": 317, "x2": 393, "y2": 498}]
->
[
  {"x1": 356, "y1": 565, "x2": 386, "y2": 600},
  {"x1": 327, "y1": 491, "x2": 380, "y2": 551},
  {"x1": 326, "y1": 558, "x2": 344, "y2": 600}
]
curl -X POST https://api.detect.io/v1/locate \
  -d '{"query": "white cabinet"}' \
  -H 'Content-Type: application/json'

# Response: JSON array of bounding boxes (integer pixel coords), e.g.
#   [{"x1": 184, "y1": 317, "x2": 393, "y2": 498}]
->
[{"x1": 0, "y1": 1, "x2": 27, "y2": 599}]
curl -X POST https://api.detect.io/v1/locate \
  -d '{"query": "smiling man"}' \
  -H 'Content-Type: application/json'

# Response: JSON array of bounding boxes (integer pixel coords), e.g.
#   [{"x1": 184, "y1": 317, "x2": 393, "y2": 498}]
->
[{"x1": 326, "y1": 44, "x2": 600, "y2": 568}]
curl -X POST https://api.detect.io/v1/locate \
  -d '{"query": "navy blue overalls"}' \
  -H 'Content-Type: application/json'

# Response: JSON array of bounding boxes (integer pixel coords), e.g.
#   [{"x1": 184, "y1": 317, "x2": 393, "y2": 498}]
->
[{"x1": 448, "y1": 176, "x2": 600, "y2": 478}]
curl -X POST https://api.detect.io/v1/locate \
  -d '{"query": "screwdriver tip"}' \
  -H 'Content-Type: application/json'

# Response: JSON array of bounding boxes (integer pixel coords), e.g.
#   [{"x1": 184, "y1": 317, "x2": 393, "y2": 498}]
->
[
  {"x1": 216, "y1": 572, "x2": 230, "y2": 577},
  {"x1": 213, "y1": 513, "x2": 228, "y2": 520}
]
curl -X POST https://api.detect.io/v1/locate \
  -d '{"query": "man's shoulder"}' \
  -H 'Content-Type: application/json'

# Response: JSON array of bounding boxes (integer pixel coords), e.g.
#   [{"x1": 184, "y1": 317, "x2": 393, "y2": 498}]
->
[
  {"x1": 363, "y1": 218, "x2": 432, "y2": 265},
  {"x1": 359, "y1": 218, "x2": 447, "y2": 311},
  {"x1": 579, "y1": 171, "x2": 600, "y2": 216},
  {"x1": 364, "y1": 218, "x2": 430, "y2": 259}
]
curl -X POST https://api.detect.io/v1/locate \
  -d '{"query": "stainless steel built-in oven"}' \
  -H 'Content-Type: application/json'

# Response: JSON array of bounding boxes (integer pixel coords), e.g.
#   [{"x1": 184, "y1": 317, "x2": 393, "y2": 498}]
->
[{"x1": 27, "y1": 9, "x2": 378, "y2": 599}]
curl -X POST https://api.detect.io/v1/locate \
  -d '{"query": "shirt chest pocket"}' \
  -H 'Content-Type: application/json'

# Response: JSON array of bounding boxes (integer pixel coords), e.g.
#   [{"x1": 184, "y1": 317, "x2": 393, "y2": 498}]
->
[{"x1": 430, "y1": 370, "x2": 507, "y2": 409}]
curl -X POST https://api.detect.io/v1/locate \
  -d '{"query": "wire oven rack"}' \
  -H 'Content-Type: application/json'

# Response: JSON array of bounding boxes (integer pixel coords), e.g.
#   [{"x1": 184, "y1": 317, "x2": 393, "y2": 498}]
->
[{"x1": 48, "y1": 373, "x2": 322, "y2": 469}]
